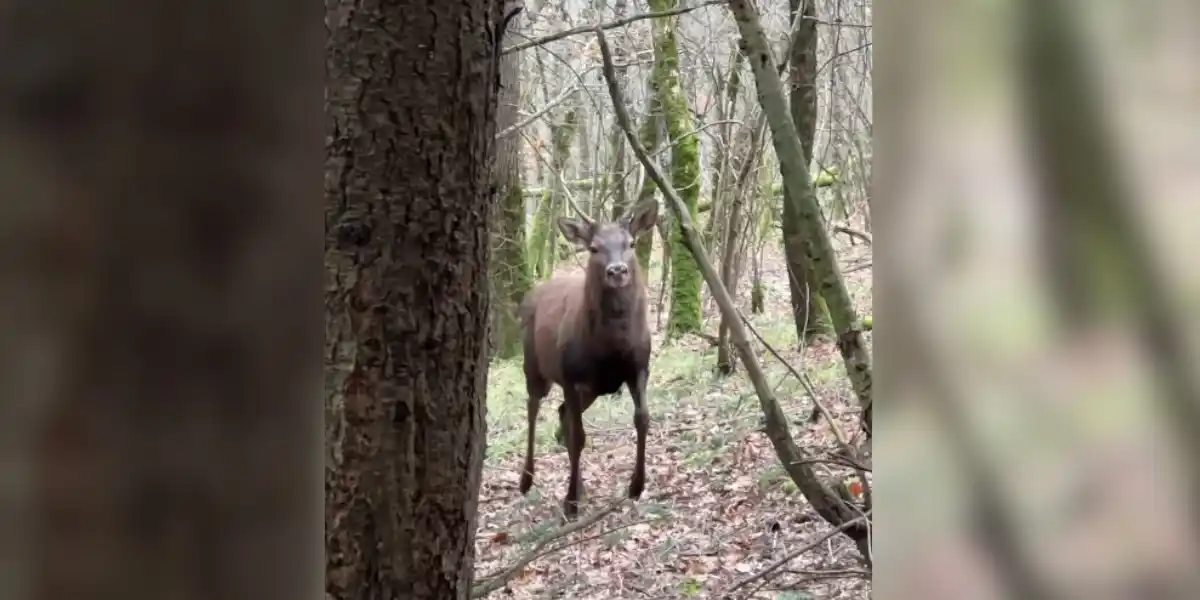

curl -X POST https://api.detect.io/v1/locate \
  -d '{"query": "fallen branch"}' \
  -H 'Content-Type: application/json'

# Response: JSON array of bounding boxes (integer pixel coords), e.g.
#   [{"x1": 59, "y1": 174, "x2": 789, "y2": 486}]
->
[
  {"x1": 501, "y1": 0, "x2": 724, "y2": 56},
  {"x1": 721, "y1": 512, "x2": 871, "y2": 597},
  {"x1": 471, "y1": 499, "x2": 630, "y2": 598}
]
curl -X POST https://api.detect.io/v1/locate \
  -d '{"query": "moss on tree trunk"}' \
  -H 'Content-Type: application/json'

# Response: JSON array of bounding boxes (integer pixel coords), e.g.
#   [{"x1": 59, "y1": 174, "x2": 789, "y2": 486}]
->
[
  {"x1": 782, "y1": 0, "x2": 833, "y2": 346},
  {"x1": 650, "y1": 0, "x2": 702, "y2": 338}
]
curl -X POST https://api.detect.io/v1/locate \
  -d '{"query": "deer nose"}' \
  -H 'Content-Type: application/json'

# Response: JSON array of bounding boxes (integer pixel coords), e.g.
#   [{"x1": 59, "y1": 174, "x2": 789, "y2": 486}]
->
[{"x1": 606, "y1": 263, "x2": 629, "y2": 278}]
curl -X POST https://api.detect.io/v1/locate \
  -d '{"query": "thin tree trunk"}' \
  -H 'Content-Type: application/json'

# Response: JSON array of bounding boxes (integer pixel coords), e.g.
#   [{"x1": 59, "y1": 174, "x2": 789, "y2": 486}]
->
[
  {"x1": 528, "y1": 98, "x2": 581, "y2": 278},
  {"x1": 782, "y1": 0, "x2": 834, "y2": 346},
  {"x1": 491, "y1": 11, "x2": 531, "y2": 359},
  {"x1": 730, "y1": 0, "x2": 873, "y2": 437},
  {"x1": 633, "y1": 90, "x2": 664, "y2": 274},
  {"x1": 607, "y1": 0, "x2": 632, "y2": 220},
  {"x1": 325, "y1": 1, "x2": 496, "y2": 598}
]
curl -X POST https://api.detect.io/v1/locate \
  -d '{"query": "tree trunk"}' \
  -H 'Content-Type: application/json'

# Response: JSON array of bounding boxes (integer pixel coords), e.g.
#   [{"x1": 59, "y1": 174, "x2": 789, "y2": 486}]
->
[
  {"x1": 0, "y1": 0, "x2": 317, "y2": 598},
  {"x1": 325, "y1": 1, "x2": 496, "y2": 598},
  {"x1": 730, "y1": 0, "x2": 873, "y2": 438},
  {"x1": 703, "y1": 48, "x2": 746, "y2": 249},
  {"x1": 607, "y1": 0, "x2": 632, "y2": 221},
  {"x1": 782, "y1": 0, "x2": 834, "y2": 346},
  {"x1": 528, "y1": 100, "x2": 581, "y2": 278},
  {"x1": 633, "y1": 86, "x2": 664, "y2": 273},
  {"x1": 491, "y1": 11, "x2": 531, "y2": 359},
  {"x1": 650, "y1": 0, "x2": 703, "y2": 338}
]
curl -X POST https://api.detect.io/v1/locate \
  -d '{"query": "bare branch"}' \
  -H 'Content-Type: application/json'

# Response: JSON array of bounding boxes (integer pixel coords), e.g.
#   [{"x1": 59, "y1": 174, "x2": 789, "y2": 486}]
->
[
  {"x1": 497, "y1": 84, "x2": 579, "y2": 139},
  {"x1": 501, "y1": 0, "x2": 724, "y2": 56}
]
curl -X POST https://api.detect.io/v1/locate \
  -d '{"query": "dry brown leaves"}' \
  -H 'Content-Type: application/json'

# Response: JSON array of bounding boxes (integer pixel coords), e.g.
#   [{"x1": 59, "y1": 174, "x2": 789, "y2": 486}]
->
[{"x1": 473, "y1": 234, "x2": 873, "y2": 599}]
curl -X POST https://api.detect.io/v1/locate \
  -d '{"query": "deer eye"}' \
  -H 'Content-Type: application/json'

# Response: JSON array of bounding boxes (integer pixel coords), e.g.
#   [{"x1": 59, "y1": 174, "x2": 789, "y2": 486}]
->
[{"x1": 588, "y1": 246, "x2": 599, "y2": 253}]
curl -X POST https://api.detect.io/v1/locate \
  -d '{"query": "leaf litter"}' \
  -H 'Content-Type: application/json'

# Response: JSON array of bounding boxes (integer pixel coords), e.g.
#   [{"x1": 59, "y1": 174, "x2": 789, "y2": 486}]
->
[{"x1": 475, "y1": 238, "x2": 873, "y2": 599}]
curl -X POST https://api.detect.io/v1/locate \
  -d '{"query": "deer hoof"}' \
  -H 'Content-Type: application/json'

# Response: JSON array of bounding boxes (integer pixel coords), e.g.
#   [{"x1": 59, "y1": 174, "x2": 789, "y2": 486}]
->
[
  {"x1": 627, "y1": 478, "x2": 644, "y2": 500},
  {"x1": 562, "y1": 498, "x2": 580, "y2": 520}
]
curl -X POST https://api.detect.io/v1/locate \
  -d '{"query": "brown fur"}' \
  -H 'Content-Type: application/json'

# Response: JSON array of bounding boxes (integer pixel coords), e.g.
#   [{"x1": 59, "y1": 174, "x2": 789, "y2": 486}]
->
[{"x1": 517, "y1": 203, "x2": 657, "y2": 518}]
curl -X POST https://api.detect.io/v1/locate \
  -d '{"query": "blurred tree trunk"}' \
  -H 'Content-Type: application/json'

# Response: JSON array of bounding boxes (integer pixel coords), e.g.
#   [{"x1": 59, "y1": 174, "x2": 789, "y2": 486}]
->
[
  {"x1": 491, "y1": 11, "x2": 531, "y2": 359},
  {"x1": 650, "y1": 0, "x2": 702, "y2": 338},
  {"x1": 782, "y1": 0, "x2": 834, "y2": 346},
  {"x1": 0, "y1": 0, "x2": 318, "y2": 598},
  {"x1": 1018, "y1": 0, "x2": 1200, "y2": 545},
  {"x1": 325, "y1": 1, "x2": 495, "y2": 598}
]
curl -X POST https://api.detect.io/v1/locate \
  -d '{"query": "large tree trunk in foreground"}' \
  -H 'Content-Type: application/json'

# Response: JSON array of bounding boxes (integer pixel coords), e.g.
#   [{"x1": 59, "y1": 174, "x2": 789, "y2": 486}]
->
[
  {"x1": 0, "y1": 0, "x2": 318, "y2": 598},
  {"x1": 325, "y1": 1, "x2": 497, "y2": 598},
  {"x1": 782, "y1": 0, "x2": 835, "y2": 346}
]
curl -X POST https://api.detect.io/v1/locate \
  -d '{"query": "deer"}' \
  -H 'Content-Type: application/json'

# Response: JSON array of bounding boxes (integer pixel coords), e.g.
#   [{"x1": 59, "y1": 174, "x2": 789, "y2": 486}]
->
[{"x1": 517, "y1": 201, "x2": 658, "y2": 518}]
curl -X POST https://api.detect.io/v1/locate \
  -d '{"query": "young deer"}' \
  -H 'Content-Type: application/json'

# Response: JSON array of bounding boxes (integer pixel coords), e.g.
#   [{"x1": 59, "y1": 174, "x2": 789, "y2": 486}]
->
[{"x1": 517, "y1": 202, "x2": 657, "y2": 518}]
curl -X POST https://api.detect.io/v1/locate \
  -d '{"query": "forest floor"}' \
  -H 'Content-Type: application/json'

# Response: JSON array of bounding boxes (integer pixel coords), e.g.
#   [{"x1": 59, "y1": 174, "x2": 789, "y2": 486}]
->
[{"x1": 473, "y1": 231, "x2": 873, "y2": 600}]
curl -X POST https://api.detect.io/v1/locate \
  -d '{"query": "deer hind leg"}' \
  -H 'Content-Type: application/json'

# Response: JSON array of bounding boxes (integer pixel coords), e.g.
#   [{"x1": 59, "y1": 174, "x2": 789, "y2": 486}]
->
[
  {"x1": 519, "y1": 375, "x2": 550, "y2": 495},
  {"x1": 556, "y1": 392, "x2": 600, "y2": 447},
  {"x1": 627, "y1": 368, "x2": 649, "y2": 500}
]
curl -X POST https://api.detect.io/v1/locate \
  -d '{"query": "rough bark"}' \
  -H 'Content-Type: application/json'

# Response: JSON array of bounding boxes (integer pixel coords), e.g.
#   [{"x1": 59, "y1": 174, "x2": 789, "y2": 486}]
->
[
  {"x1": 782, "y1": 0, "x2": 834, "y2": 346},
  {"x1": 649, "y1": 0, "x2": 702, "y2": 338},
  {"x1": 730, "y1": 0, "x2": 873, "y2": 438},
  {"x1": 325, "y1": 1, "x2": 496, "y2": 598},
  {"x1": 0, "y1": 0, "x2": 318, "y2": 598},
  {"x1": 491, "y1": 11, "x2": 531, "y2": 359}
]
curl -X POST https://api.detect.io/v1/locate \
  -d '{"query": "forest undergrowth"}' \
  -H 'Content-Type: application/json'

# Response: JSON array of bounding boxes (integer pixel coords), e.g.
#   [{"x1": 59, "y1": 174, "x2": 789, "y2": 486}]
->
[{"x1": 474, "y1": 231, "x2": 873, "y2": 599}]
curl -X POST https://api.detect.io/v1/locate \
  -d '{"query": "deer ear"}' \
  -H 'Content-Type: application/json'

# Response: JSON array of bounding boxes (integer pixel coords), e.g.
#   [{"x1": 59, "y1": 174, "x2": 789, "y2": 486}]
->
[
  {"x1": 624, "y1": 202, "x2": 658, "y2": 238},
  {"x1": 557, "y1": 217, "x2": 593, "y2": 246}
]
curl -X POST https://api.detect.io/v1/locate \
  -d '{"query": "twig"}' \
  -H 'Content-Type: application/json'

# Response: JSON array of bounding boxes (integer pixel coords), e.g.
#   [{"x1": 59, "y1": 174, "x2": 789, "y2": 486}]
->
[
  {"x1": 501, "y1": 0, "x2": 724, "y2": 56},
  {"x1": 471, "y1": 499, "x2": 630, "y2": 598},
  {"x1": 497, "y1": 84, "x2": 579, "y2": 139},
  {"x1": 833, "y1": 225, "x2": 872, "y2": 245},
  {"x1": 721, "y1": 512, "x2": 871, "y2": 596}
]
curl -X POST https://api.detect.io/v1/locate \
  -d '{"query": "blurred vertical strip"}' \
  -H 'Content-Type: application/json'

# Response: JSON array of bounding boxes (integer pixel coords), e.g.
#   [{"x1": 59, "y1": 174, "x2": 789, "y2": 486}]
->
[{"x1": 0, "y1": 0, "x2": 322, "y2": 599}]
